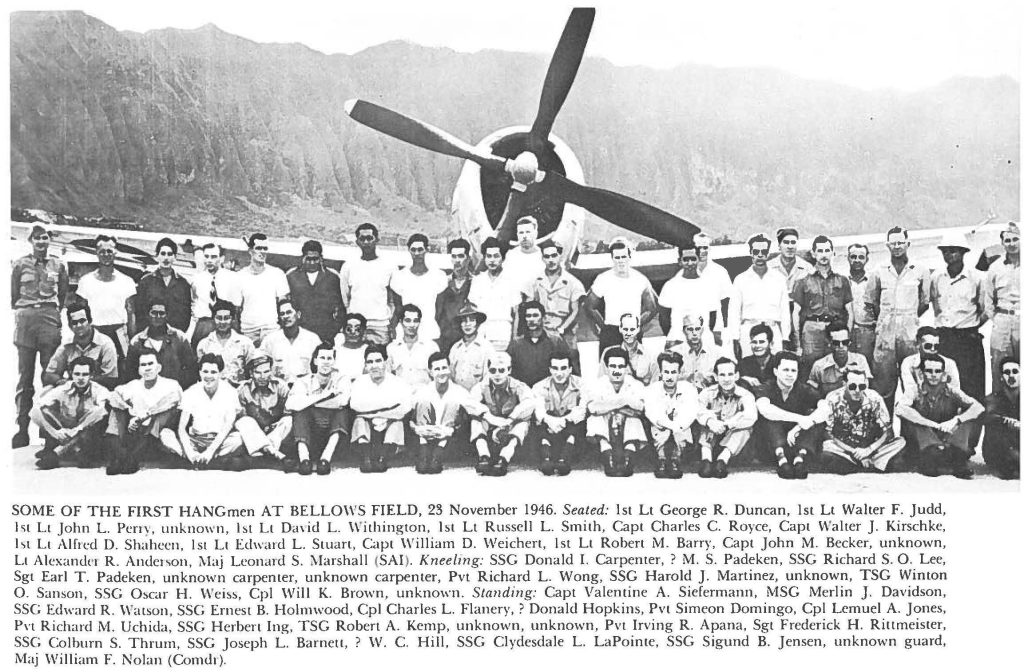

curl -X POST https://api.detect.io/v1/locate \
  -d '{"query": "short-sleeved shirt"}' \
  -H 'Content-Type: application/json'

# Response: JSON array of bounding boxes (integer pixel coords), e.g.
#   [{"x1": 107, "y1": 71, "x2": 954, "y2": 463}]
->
[
  {"x1": 468, "y1": 270, "x2": 522, "y2": 331},
  {"x1": 590, "y1": 269, "x2": 653, "y2": 325},
  {"x1": 413, "y1": 382, "x2": 484, "y2": 428},
  {"x1": 261, "y1": 327, "x2": 321, "y2": 385},
  {"x1": 729, "y1": 267, "x2": 789, "y2": 337},
  {"x1": 75, "y1": 270, "x2": 136, "y2": 326},
  {"x1": 196, "y1": 331, "x2": 259, "y2": 385},
  {"x1": 350, "y1": 374, "x2": 412, "y2": 416},
  {"x1": 13, "y1": 253, "x2": 67, "y2": 307},
  {"x1": 699, "y1": 261, "x2": 734, "y2": 303},
  {"x1": 333, "y1": 341, "x2": 369, "y2": 382},
  {"x1": 930, "y1": 267, "x2": 985, "y2": 329},
  {"x1": 807, "y1": 352, "x2": 873, "y2": 395},
  {"x1": 532, "y1": 376, "x2": 586, "y2": 421},
  {"x1": 449, "y1": 337, "x2": 496, "y2": 391},
  {"x1": 237, "y1": 265, "x2": 290, "y2": 333},
  {"x1": 767, "y1": 255, "x2": 813, "y2": 296},
  {"x1": 108, "y1": 376, "x2": 182, "y2": 418},
  {"x1": 135, "y1": 269, "x2": 192, "y2": 332},
  {"x1": 387, "y1": 338, "x2": 439, "y2": 387},
  {"x1": 823, "y1": 387, "x2": 889, "y2": 447},
  {"x1": 658, "y1": 272, "x2": 720, "y2": 340},
  {"x1": 45, "y1": 331, "x2": 119, "y2": 383},
  {"x1": 600, "y1": 342, "x2": 660, "y2": 386},
  {"x1": 756, "y1": 381, "x2": 821, "y2": 416},
  {"x1": 507, "y1": 330, "x2": 571, "y2": 386},
  {"x1": 791, "y1": 269, "x2": 853, "y2": 324},
  {"x1": 390, "y1": 267, "x2": 449, "y2": 341},
  {"x1": 530, "y1": 271, "x2": 586, "y2": 334},
  {"x1": 340, "y1": 257, "x2": 396, "y2": 322},
  {"x1": 237, "y1": 378, "x2": 290, "y2": 430},
  {"x1": 37, "y1": 381, "x2": 109, "y2": 428},
  {"x1": 901, "y1": 382, "x2": 977, "y2": 424},
  {"x1": 502, "y1": 247, "x2": 545, "y2": 293},
  {"x1": 668, "y1": 342, "x2": 728, "y2": 391},
  {"x1": 471, "y1": 377, "x2": 534, "y2": 418},
  {"x1": 181, "y1": 382, "x2": 241, "y2": 435}
]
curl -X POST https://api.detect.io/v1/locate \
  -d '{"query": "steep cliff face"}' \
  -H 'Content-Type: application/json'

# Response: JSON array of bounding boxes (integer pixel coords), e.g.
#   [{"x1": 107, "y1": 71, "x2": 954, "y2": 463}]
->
[{"x1": 11, "y1": 11, "x2": 1019, "y2": 242}]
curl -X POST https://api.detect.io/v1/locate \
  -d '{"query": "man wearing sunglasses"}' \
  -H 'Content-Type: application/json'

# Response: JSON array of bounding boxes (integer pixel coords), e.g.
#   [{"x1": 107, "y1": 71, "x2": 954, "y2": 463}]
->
[
  {"x1": 807, "y1": 322, "x2": 873, "y2": 396},
  {"x1": 895, "y1": 354, "x2": 984, "y2": 479},
  {"x1": 333, "y1": 313, "x2": 370, "y2": 383},
  {"x1": 819, "y1": 367, "x2": 905, "y2": 474},
  {"x1": 984, "y1": 222, "x2": 1020, "y2": 393},
  {"x1": 898, "y1": 327, "x2": 961, "y2": 400},
  {"x1": 983, "y1": 357, "x2": 1020, "y2": 479},
  {"x1": 469, "y1": 352, "x2": 534, "y2": 476},
  {"x1": 729, "y1": 234, "x2": 789, "y2": 359}
]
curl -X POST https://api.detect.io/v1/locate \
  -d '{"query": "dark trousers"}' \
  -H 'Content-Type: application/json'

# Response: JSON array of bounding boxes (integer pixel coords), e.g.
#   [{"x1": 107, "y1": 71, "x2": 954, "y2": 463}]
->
[
  {"x1": 937, "y1": 327, "x2": 985, "y2": 402},
  {"x1": 755, "y1": 419, "x2": 823, "y2": 463},
  {"x1": 906, "y1": 421, "x2": 975, "y2": 465},
  {"x1": 598, "y1": 324, "x2": 623, "y2": 354},
  {"x1": 982, "y1": 426, "x2": 1020, "y2": 478},
  {"x1": 15, "y1": 306, "x2": 62, "y2": 428},
  {"x1": 292, "y1": 407, "x2": 349, "y2": 458},
  {"x1": 535, "y1": 421, "x2": 585, "y2": 461}
]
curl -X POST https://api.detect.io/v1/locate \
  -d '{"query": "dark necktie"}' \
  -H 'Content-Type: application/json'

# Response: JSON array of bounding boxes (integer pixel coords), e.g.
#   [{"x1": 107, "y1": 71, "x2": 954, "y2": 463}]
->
[{"x1": 209, "y1": 273, "x2": 218, "y2": 314}]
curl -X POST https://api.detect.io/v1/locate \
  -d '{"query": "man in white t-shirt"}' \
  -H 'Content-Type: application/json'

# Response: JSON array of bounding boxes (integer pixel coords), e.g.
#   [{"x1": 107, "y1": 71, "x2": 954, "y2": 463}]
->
[
  {"x1": 237, "y1": 233, "x2": 290, "y2": 347},
  {"x1": 468, "y1": 237, "x2": 523, "y2": 351},
  {"x1": 339, "y1": 222, "x2": 398, "y2": 345},
  {"x1": 694, "y1": 232, "x2": 733, "y2": 344},
  {"x1": 658, "y1": 242, "x2": 721, "y2": 349},
  {"x1": 502, "y1": 216, "x2": 545, "y2": 293},
  {"x1": 74, "y1": 234, "x2": 136, "y2": 362},
  {"x1": 585, "y1": 239, "x2": 658, "y2": 353},
  {"x1": 350, "y1": 345, "x2": 413, "y2": 473},
  {"x1": 389, "y1": 233, "x2": 448, "y2": 343},
  {"x1": 160, "y1": 353, "x2": 245, "y2": 469}
]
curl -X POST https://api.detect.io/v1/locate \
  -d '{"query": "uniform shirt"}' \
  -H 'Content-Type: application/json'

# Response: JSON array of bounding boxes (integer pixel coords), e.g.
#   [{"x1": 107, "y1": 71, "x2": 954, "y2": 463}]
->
[
  {"x1": 728, "y1": 267, "x2": 790, "y2": 339},
  {"x1": 339, "y1": 257, "x2": 396, "y2": 322},
  {"x1": 12, "y1": 253, "x2": 68, "y2": 307},
  {"x1": 643, "y1": 380, "x2": 700, "y2": 431},
  {"x1": 899, "y1": 353, "x2": 961, "y2": 398},
  {"x1": 532, "y1": 376, "x2": 587, "y2": 422},
  {"x1": 181, "y1": 382, "x2": 241, "y2": 435},
  {"x1": 237, "y1": 378, "x2": 290, "y2": 430},
  {"x1": 984, "y1": 258, "x2": 1020, "y2": 315},
  {"x1": 866, "y1": 263, "x2": 931, "y2": 319},
  {"x1": 507, "y1": 330, "x2": 571, "y2": 386},
  {"x1": 350, "y1": 373, "x2": 412, "y2": 417},
  {"x1": 135, "y1": 269, "x2": 192, "y2": 332},
  {"x1": 600, "y1": 342, "x2": 660, "y2": 386},
  {"x1": 791, "y1": 269, "x2": 853, "y2": 324},
  {"x1": 668, "y1": 341, "x2": 728, "y2": 391},
  {"x1": 190, "y1": 268, "x2": 242, "y2": 321},
  {"x1": 471, "y1": 377, "x2": 534, "y2": 418},
  {"x1": 75, "y1": 270, "x2": 136, "y2": 326},
  {"x1": 696, "y1": 384, "x2": 757, "y2": 428},
  {"x1": 849, "y1": 274, "x2": 875, "y2": 327},
  {"x1": 587, "y1": 376, "x2": 646, "y2": 415},
  {"x1": 930, "y1": 267, "x2": 985, "y2": 329},
  {"x1": 502, "y1": 247, "x2": 545, "y2": 294},
  {"x1": 658, "y1": 272, "x2": 720, "y2": 340},
  {"x1": 333, "y1": 341, "x2": 369, "y2": 382},
  {"x1": 286, "y1": 266, "x2": 344, "y2": 342},
  {"x1": 590, "y1": 269, "x2": 654, "y2": 325},
  {"x1": 126, "y1": 326, "x2": 196, "y2": 387},
  {"x1": 449, "y1": 337, "x2": 496, "y2": 391},
  {"x1": 898, "y1": 382, "x2": 977, "y2": 424},
  {"x1": 767, "y1": 255, "x2": 813, "y2": 296},
  {"x1": 807, "y1": 352, "x2": 873, "y2": 395},
  {"x1": 413, "y1": 382, "x2": 485, "y2": 428},
  {"x1": 387, "y1": 338, "x2": 439, "y2": 387},
  {"x1": 37, "y1": 381, "x2": 109, "y2": 428},
  {"x1": 262, "y1": 327, "x2": 321, "y2": 385},
  {"x1": 984, "y1": 388, "x2": 1020, "y2": 443},
  {"x1": 756, "y1": 381, "x2": 821, "y2": 417},
  {"x1": 530, "y1": 270, "x2": 586, "y2": 335},
  {"x1": 45, "y1": 330, "x2": 119, "y2": 383},
  {"x1": 196, "y1": 330, "x2": 259, "y2": 385},
  {"x1": 108, "y1": 376, "x2": 182, "y2": 418},
  {"x1": 822, "y1": 387, "x2": 890, "y2": 447},
  {"x1": 287, "y1": 372, "x2": 350, "y2": 411},
  {"x1": 237, "y1": 265, "x2": 290, "y2": 333},
  {"x1": 390, "y1": 267, "x2": 448, "y2": 341}
]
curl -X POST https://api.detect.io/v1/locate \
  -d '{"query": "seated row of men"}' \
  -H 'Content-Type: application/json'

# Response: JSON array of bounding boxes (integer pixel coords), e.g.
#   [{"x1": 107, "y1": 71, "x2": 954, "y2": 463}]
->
[{"x1": 32, "y1": 322, "x2": 1020, "y2": 479}]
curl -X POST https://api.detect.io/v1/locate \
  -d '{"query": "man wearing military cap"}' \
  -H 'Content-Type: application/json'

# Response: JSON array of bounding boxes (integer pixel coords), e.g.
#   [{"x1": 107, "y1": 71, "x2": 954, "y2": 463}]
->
[{"x1": 985, "y1": 222, "x2": 1020, "y2": 393}]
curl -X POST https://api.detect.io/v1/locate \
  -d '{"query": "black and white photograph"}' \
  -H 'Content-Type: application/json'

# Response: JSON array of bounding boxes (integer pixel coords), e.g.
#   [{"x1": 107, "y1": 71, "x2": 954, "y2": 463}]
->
[{"x1": 3, "y1": 0, "x2": 1022, "y2": 667}]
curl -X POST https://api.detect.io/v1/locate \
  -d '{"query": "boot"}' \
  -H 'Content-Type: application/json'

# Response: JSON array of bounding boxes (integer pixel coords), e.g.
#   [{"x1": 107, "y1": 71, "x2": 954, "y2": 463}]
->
[{"x1": 602, "y1": 451, "x2": 617, "y2": 477}]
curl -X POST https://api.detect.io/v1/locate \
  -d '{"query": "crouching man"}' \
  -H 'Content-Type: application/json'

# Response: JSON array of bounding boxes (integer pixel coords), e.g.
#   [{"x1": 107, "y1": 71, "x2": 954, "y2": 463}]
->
[
  {"x1": 350, "y1": 345, "x2": 412, "y2": 474},
  {"x1": 895, "y1": 353, "x2": 984, "y2": 479},
  {"x1": 532, "y1": 353, "x2": 587, "y2": 476},
  {"x1": 159, "y1": 354, "x2": 246, "y2": 469},
  {"x1": 819, "y1": 367, "x2": 905, "y2": 475},
  {"x1": 234, "y1": 354, "x2": 293, "y2": 463},
  {"x1": 587, "y1": 346, "x2": 646, "y2": 477},
  {"x1": 30, "y1": 356, "x2": 110, "y2": 470},
  {"x1": 983, "y1": 357, "x2": 1020, "y2": 479},
  {"x1": 286, "y1": 343, "x2": 350, "y2": 476},
  {"x1": 694, "y1": 357, "x2": 756, "y2": 478},
  {"x1": 643, "y1": 352, "x2": 699, "y2": 479},
  {"x1": 411, "y1": 352, "x2": 486, "y2": 474},
  {"x1": 470, "y1": 352, "x2": 534, "y2": 476},
  {"x1": 105, "y1": 347, "x2": 182, "y2": 475}
]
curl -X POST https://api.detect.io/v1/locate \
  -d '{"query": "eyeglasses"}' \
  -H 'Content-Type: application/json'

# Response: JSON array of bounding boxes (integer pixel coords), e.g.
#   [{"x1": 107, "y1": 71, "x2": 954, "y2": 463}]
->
[
  {"x1": 149, "y1": 310, "x2": 167, "y2": 316},
  {"x1": 831, "y1": 339, "x2": 850, "y2": 346},
  {"x1": 1004, "y1": 236, "x2": 1020, "y2": 244},
  {"x1": 252, "y1": 245, "x2": 269, "y2": 252},
  {"x1": 542, "y1": 253, "x2": 560, "y2": 260},
  {"x1": 409, "y1": 246, "x2": 426, "y2": 253},
  {"x1": 488, "y1": 367, "x2": 508, "y2": 373},
  {"x1": 921, "y1": 343, "x2": 939, "y2": 351},
  {"x1": 751, "y1": 249, "x2": 769, "y2": 257},
  {"x1": 846, "y1": 383, "x2": 867, "y2": 391},
  {"x1": 357, "y1": 235, "x2": 377, "y2": 242},
  {"x1": 1003, "y1": 368, "x2": 1020, "y2": 375}
]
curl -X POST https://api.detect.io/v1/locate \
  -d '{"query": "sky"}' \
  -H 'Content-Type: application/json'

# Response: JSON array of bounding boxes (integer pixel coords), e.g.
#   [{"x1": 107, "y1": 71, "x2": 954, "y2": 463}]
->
[{"x1": 18, "y1": 0, "x2": 1021, "y2": 91}]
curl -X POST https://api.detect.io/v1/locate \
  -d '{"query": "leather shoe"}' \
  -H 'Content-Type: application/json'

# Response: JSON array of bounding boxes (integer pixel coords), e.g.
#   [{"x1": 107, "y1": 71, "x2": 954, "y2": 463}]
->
[
  {"x1": 36, "y1": 452, "x2": 60, "y2": 470},
  {"x1": 666, "y1": 458, "x2": 683, "y2": 479},
  {"x1": 602, "y1": 452, "x2": 617, "y2": 477},
  {"x1": 297, "y1": 459, "x2": 313, "y2": 476},
  {"x1": 554, "y1": 458, "x2": 570, "y2": 476},
  {"x1": 490, "y1": 457, "x2": 509, "y2": 477},
  {"x1": 620, "y1": 452, "x2": 634, "y2": 477},
  {"x1": 712, "y1": 459, "x2": 729, "y2": 478},
  {"x1": 697, "y1": 459, "x2": 714, "y2": 478},
  {"x1": 776, "y1": 462, "x2": 794, "y2": 479},
  {"x1": 952, "y1": 464, "x2": 973, "y2": 480},
  {"x1": 792, "y1": 461, "x2": 809, "y2": 480},
  {"x1": 539, "y1": 458, "x2": 555, "y2": 476},
  {"x1": 316, "y1": 459, "x2": 331, "y2": 476},
  {"x1": 654, "y1": 459, "x2": 669, "y2": 479},
  {"x1": 476, "y1": 455, "x2": 491, "y2": 475},
  {"x1": 12, "y1": 430, "x2": 30, "y2": 449}
]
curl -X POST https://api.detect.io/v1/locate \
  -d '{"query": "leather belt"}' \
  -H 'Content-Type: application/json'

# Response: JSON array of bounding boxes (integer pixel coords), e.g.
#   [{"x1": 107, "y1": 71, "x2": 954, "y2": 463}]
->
[
  {"x1": 995, "y1": 307, "x2": 1019, "y2": 316},
  {"x1": 17, "y1": 302, "x2": 57, "y2": 310}
]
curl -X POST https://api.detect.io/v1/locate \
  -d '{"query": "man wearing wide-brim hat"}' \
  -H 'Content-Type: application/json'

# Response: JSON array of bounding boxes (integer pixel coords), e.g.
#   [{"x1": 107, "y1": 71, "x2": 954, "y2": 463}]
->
[
  {"x1": 931, "y1": 231, "x2": 987, "y2": 406},
  {"x1": 448, "y1": 303, "x2": 496, "y2": 392}
]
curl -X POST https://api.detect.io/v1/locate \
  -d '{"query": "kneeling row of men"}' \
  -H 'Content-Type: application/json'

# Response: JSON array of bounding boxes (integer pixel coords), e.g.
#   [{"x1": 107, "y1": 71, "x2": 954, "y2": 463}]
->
[{"x1": 31, "y1": 333, "x2": 1020, "y2": 479}]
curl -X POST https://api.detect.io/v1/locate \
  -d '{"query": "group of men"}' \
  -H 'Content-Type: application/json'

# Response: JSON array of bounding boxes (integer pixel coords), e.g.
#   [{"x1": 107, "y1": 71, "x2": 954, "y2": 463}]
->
[{"x1": 11, "y1": 217, "x2": 1020, "y2": 480}]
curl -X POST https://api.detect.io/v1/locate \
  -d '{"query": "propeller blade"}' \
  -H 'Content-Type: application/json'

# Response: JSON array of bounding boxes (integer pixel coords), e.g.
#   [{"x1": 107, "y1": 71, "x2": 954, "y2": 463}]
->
[
  {"x1": 529, "y1": 8, "x2": 595, "y2": 151},
  {"x1": 542, "y1": 171, "x2": 701, "y2": 248},
  {"x1": 344, "y1": 99, "x2": 507, "y2": 172}
]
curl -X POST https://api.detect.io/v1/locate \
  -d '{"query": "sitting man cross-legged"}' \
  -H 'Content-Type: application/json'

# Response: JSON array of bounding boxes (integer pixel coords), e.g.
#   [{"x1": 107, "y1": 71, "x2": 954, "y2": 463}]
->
[
  {"x1": 30, "y1": 356, "x2": 110, "y2": 470},
  {"x1": 532, "y1": 352, "x2": 587, "y2": 476},
  {"x1": 235, "y1": 354, "x2": 293, "y2": 463},
  {"x1": 754, "y1": 351, "x2": 824, "y2": 480},
  {"x1": 643, "y1": 351, "x2": 699, "y2": 479},
  {"x1": 350, "y1": 345, "x2": 413, "y2": 474},
  {"x1": 286, "y1": 343, "x2": 351, "y2": 476},
  {"x1": 818, "y1": 367, "x2": 905, "y2": 475},
  {"x1": 587, "y1": 346, "x2": 647, "y2": 477},
  {"x1": 470, "y1": 352, "x2": 534, "y2": 477},
  {"x1": 694, "y1": 357, "x2": 757, "y2": 478},
  {"x1": 411, "y1": 352, "x2": 486, "y2": 474}
]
